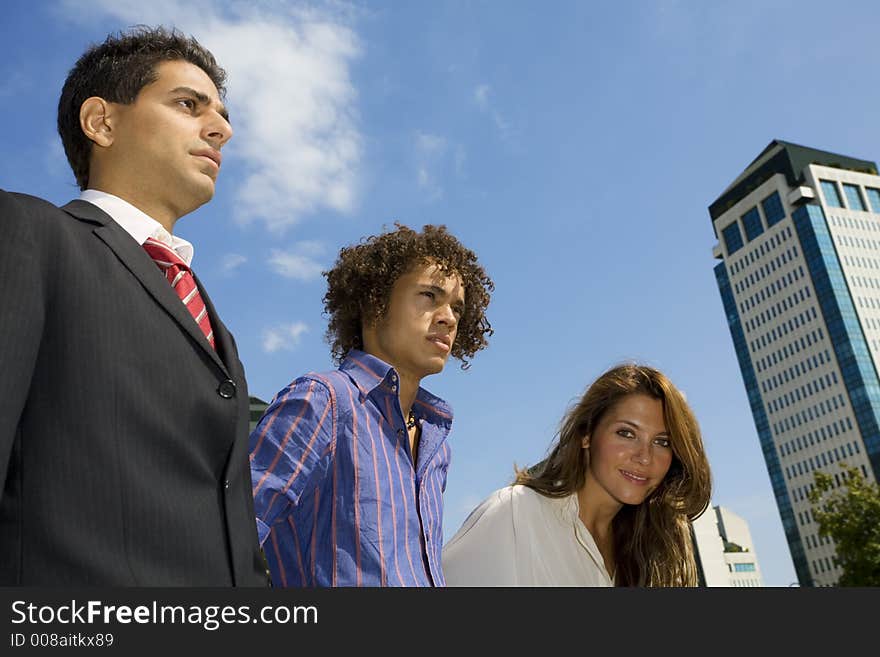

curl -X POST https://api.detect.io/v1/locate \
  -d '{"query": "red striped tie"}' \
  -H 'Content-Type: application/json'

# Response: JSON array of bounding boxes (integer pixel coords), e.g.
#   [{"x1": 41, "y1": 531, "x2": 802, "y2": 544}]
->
[{"x1": 142, "y1": 237, "x2": 216, "y2": 350}]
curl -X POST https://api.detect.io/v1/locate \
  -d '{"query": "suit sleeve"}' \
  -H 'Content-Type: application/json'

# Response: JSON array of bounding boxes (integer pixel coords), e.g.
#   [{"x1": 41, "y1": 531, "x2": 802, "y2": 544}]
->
[
  {"x1": 0, "y1": 191, "x2": 46, "y2": 504},
  {"x1": 248, "y1": 377, "x2": 334, "y2": 547}
]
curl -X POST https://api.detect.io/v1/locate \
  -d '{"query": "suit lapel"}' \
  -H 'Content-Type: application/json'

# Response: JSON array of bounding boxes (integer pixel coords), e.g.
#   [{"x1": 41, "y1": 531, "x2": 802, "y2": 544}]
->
[
  {"x1": 195, "y1": 272, "x2": 239, "y2": 377},
  {"x1": 63, "y1": 199, "x2": 229, "y2": 376}
]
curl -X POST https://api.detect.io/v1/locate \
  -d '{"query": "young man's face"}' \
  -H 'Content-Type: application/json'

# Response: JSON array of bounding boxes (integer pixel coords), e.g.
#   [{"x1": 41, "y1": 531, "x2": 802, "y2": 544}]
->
[
  {"x1": 101, "y1": 59, "x2": 231, "y2": 221},
  {"x1": 363, "y1": 261, "x2": 465, "y2": 383}
]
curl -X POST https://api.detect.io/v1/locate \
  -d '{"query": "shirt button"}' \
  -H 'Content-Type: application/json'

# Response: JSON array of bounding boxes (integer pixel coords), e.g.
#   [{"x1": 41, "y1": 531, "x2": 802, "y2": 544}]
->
[
  {"x1": 391, "y1": 373, "x2": 397, "y2": 382},
  {"x1": 224, "y1": 480, "x2": 230, "y2": 489},
  {"x1": 391, "y1": 384, "x2": 397, "y2": 392},
  {"x1": 217, "y1": 379, "x2": 236, "y2": 399}
]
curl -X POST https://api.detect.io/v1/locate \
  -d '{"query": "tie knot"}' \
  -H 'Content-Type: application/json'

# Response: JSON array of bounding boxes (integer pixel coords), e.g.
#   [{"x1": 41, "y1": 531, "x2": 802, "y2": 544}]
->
[
  {"x1": 141, "y1": 237, "x2": 215, "y2": 350},
  {"x1": 143, "y1": 237, "x2": 188, "y2": 271}
]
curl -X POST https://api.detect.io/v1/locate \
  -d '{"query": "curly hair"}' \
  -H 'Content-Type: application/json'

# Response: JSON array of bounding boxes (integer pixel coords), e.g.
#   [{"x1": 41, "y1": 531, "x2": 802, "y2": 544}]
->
[
  {"x1": 515, "y1": 363, "x2": 712, "y2": 586},
  {"x1": 58, "y1": 25, "x2": 227, "y2": 190},
  {"x1": 323, "y1": 223, "x2": 494, "y2": 368}
]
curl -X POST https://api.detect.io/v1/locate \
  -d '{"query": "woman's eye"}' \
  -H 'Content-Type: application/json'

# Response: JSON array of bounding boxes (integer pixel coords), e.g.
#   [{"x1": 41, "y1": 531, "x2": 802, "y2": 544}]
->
[
  {"x1": 617, "y1": 429, "x2": 635, "y2": 439},
  {"x1": 655, "y1": 438, "x2": 671, "y2": 448}
]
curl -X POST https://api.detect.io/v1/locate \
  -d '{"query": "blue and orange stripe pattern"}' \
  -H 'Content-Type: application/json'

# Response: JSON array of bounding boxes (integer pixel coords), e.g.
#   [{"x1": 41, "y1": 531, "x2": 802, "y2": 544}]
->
[{"x1": 249, "y1": 350, "x2": 453, "y2": 586}]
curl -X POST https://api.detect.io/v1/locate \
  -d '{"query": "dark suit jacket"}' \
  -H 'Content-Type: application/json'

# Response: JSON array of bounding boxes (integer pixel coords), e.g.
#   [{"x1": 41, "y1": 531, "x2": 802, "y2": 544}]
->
[{"x1": 0, "y1": 190, "x2": 266, "y2": 586}]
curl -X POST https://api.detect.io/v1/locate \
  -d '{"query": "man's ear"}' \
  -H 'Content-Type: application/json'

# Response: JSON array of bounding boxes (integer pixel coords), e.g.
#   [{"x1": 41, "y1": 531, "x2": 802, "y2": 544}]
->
[{"x1": 79, "y1": 97, "x2": 115, "y2": 147}]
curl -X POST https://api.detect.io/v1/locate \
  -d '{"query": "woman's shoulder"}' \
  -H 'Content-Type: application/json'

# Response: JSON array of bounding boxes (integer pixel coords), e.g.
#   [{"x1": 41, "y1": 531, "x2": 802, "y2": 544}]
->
[
  {"x1": 443, "y1": 486, "x2": 522, "y2": 585},
  {"x1": 444, "y1": 486, "x2": 516, "y2": 545},
  {"x1": 471, "y1": 485, "x2": 569, "y2": 527},
  {"x1": 446, "y1": 485, "x2": 567, "y2": 543},
  {"x1": 465, "y1": 485, "x2": 519, "y2": 521},
  {"x1": 507, "y1": 484, "x2": 570, "y2": 513},
  {"x1": 473, "y1": 484, "x2": 550, "y2": 514}
]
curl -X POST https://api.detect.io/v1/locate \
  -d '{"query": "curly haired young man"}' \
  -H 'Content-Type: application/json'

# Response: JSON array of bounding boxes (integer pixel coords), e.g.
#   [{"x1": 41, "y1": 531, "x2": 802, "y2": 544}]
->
[{"x1": 249, "y1": 223, "x2": 493, "y2": 586}]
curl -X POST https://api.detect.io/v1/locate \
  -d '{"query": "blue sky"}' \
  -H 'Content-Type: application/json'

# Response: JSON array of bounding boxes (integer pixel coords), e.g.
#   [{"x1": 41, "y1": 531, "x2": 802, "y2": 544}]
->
[{"x1": 5, "y1": 0, "x2": 880, "y2": 587}]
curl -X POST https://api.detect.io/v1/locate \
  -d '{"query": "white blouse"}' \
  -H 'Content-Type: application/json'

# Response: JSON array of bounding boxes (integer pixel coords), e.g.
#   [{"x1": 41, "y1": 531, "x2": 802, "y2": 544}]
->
[{"x1": 442, "y1": 485, "x2": 614, "y2": 587}]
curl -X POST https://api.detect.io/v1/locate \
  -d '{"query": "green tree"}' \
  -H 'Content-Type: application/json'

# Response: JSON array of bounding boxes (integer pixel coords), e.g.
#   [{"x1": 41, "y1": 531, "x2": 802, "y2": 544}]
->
[{"x1": 807, "y1": 463, "x2": 880, "y2": 586}]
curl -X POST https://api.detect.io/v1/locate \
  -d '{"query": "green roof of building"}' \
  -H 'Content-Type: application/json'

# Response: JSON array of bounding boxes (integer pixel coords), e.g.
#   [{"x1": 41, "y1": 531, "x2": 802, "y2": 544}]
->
[{"x1": 708, "y1": 139, "x2": 878, "y2": 225}]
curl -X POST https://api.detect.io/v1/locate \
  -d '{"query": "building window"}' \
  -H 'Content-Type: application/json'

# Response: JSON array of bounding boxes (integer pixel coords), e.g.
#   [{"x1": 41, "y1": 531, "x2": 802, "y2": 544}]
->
[
  {"x1": 866, "y1": 187, "x2": 880, "y2": 213},
  {"x1": 742, "y1": 207, "x2": 764, "y2": 241},
  {"x1": 723, "y1": 221, "x2": 744, "y2": 255},
  {"x1": 733, "y1": 563, "x2": 757, "y2": 573},
  {"x1": 820, "y1": 180, "x2": 844, "y2": 208},
  {"x1": 762, "y1": 191, "x2": 786, "y2": 227},
  {"x1": 843, "y1": 183, "x2": 867, "y2": 211}
]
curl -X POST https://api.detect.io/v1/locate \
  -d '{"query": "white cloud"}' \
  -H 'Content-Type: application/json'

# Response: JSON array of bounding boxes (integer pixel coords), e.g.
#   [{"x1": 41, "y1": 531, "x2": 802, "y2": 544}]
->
[
  {"x1": 472, "y1": 82, "x2": 515, "y2": 142},
  {"x1": 57, "y1": 0, "x2": 363, "y2": 232},
  {"x1": 262, "y1": 321, "x2": 308, "y2": 353},
  {"x1": 44, "y1": 137, "x2": 68, "y2": 180},
  {"x1": 289, "y1": 239, "x2": 325, "y2": 257},
  {"x1": 268, "y1": 241, "x2": 326, "y2": 280},
  {"x1": 414, "y1": 131, "x2": 448, "y2": 201},
  {"x1": 473, "y1": 84, "x2": 490, "y2": 111},
  {"x1": 220, "y1": 253, "x2": 247, "y2": 274},
  {"x1": 416, "y1": 132, "x2": 447, "y2": 156}
]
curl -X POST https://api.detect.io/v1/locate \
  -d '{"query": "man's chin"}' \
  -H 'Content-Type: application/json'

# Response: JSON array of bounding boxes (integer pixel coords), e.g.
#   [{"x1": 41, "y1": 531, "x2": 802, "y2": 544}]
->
[
  {"x1": 184, "y1": 177, "x2": 216, "y2": 208},
  {"x1": 422, "y1": 358, "x2": 448, "y2": 377}
]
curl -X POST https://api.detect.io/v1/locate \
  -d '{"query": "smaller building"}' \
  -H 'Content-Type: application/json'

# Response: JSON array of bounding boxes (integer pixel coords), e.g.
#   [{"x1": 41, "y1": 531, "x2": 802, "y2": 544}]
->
[
  {"x1": 249, "y1": 396, "x2": 269, "y2": 434},
  {"x1": 692, "y1": 505, "x2": 765, "y2": 587}
]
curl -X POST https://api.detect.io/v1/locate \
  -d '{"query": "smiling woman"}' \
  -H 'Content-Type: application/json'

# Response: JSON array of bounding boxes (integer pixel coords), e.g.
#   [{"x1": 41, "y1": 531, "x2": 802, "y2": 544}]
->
[{"x1": 442, "y1": 364, "x2": 713, "y2": 587}]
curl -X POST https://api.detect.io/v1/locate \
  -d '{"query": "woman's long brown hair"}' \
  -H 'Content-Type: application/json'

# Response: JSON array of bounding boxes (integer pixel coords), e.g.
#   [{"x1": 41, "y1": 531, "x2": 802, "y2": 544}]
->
[{"x1": 515, "y1": 364, "x2": 712, "y2": 586}]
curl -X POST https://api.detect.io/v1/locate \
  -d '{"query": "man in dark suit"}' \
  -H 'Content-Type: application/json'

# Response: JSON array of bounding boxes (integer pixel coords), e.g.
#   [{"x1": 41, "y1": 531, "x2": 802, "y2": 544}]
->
[{"x1": 0, "y1": 26, "x2": 266, "y2": 585}]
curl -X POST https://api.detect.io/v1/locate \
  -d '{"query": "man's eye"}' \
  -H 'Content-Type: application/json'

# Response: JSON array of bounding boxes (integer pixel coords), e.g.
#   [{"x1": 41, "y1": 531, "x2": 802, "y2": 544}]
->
[
  {"x1": 421, "y1": 291, "x2": 435, "y2": 299},
  {"x1": 177, "y1": 99, "x2": 196, "y2": 110}
]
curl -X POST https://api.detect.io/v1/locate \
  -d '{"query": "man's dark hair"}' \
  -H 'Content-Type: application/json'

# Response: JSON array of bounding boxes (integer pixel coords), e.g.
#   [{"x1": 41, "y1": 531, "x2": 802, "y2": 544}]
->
[
  {"x1": 323, "y1": 223, "x2": 494, "y2": 369},
  {"x1": 57, "y1": 25, "x2": 227, "y2": 190}
]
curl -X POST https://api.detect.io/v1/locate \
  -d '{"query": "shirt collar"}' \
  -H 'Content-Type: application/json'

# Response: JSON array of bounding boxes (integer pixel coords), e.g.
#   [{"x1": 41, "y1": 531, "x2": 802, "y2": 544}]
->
[
  {"x1": 79, "y1": 189, "x2": 195, "y2": 266},
  {"x1": 560, "y1": 492, "x2": 615, "y2": 583},
  {"x1": 339, "y1": 350, "x2": 453, "y2": 428}
]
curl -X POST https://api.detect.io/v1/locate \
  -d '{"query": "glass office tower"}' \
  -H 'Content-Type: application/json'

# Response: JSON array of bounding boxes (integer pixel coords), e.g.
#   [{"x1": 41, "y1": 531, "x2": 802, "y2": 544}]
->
[{"x1": 710, "y1": 140, "x2": 880, "y2": 586}]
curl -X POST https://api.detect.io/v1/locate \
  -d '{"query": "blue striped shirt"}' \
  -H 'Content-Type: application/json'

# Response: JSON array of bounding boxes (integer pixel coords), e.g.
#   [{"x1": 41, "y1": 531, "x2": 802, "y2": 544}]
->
[{"x1": 249, "y1": 350, "x2": 453, "y2": 587}]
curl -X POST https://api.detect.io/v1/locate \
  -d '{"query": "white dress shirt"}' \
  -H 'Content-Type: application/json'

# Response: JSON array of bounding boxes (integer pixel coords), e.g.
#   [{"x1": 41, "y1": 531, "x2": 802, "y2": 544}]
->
[
  {"x1": 79, "y1": 189, "x2": 194, "y2": 266},
  {"x1": 442, "y1": 485, "x2": 614, "y2": 587}
]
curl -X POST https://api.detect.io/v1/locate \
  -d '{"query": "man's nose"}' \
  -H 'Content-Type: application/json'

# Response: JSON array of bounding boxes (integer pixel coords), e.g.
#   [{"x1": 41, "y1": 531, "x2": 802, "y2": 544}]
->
[
  {"x1": 203, "y1": 112, "x2": 233, "y2": 147},
  {"x1": 436, "y1": 303, "x2": 457, "y2": 327}
]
